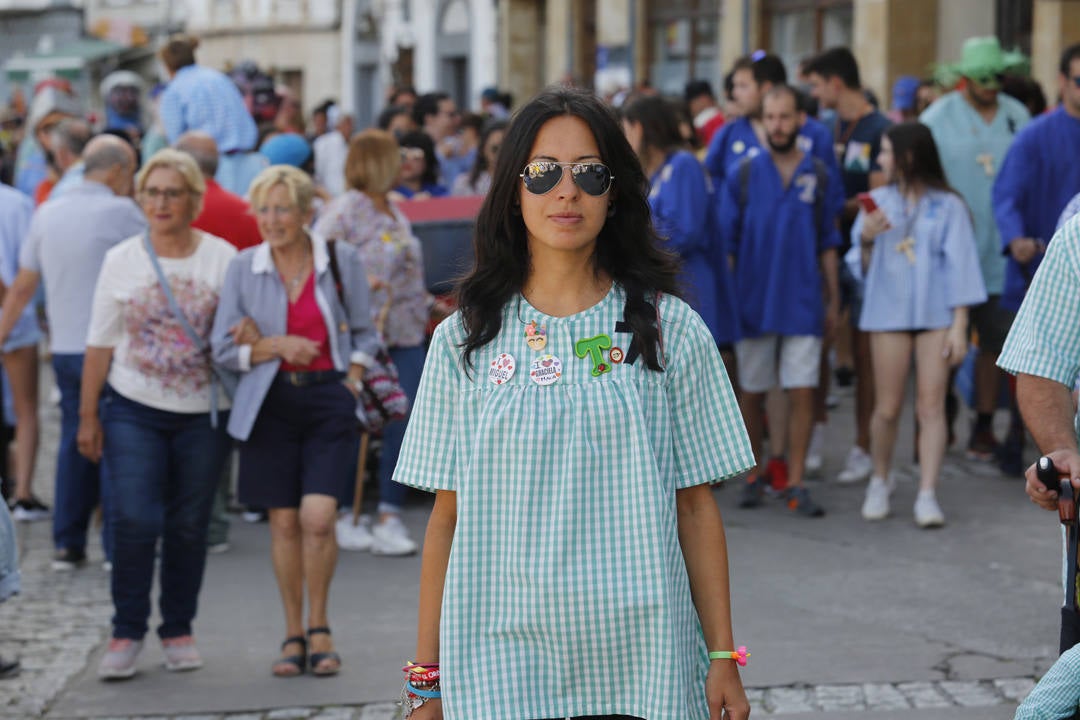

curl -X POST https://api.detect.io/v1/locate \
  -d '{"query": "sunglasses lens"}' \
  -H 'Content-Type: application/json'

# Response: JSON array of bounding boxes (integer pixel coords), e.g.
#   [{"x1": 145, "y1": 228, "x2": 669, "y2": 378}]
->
[
  {"x1": 573, "y1": 163, "x2": 612, "y2": 196},
  {"x1": 522, "y1": 162, "x2": 563, "y2": 194}
]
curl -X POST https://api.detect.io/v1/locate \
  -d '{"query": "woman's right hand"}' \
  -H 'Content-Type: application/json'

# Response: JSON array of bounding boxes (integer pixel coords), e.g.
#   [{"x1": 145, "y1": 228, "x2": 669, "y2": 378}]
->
[
  {"x1": 409, "y1": 699, "x2": 443, "y2": 720},
  {"x1": 77, "y1": 414, "x2": 104, "y2": 463},
  {"x1": 860, "y1": 208, "x2": 891, "y2": 242},
  {"x1": 277, "y1": 335, "x2": 322, "y2": 366}
]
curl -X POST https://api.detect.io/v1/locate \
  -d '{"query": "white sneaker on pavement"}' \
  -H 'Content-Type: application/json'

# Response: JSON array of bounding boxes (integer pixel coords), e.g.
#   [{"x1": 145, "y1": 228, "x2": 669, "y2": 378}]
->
[
  {"x1": 837, "y1": 446, "x2": 873, "y2": 484},
  {"x1": 371, "y1": 514, "x2": 418, "y2": 556},
  {"x1": 97, "y1": 638, "x2": 143, "y2": 680},
  {"x1": 806, "y1": 423, "x2": 825, "y2": 475},
  {"x1": 336, "y1": 514, "x2": 374, "y2": 551},
  {"x1": 914, "y1": 490, "x2": 945, "y2": 528},
  {"x1": 861, "y1": 475, "x2": 893, "y2": 521}
]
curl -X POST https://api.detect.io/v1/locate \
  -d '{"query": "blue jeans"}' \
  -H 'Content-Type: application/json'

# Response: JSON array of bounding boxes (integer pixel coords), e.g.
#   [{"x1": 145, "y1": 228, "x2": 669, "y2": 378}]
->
[
  {"x1": 52, "y1": 354, "x2": 110, "y2": 558},
  {"x1": 103, "y1": 390, "x2": 231, "y2": 640},
  {"x1": 377, "y1": 345, "x2": 427, "y2": 510}
]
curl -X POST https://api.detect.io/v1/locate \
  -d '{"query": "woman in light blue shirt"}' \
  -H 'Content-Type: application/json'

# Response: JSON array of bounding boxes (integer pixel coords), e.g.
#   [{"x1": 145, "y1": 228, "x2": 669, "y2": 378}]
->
[{"x1": 849, "y1": 122, "x2": 986, "y2": 528}]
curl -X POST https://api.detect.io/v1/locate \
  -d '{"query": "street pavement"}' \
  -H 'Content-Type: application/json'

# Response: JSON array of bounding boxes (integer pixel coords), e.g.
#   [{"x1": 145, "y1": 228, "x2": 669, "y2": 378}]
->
[{"x1": 0, "y1": 365, "x2": 1065, "y2": 719}]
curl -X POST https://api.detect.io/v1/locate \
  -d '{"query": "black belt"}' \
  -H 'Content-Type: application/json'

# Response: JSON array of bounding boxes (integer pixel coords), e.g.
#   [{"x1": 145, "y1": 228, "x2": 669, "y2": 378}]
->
[{"x1": 277, "y1": 370, "x2": 344, "y2": 387}]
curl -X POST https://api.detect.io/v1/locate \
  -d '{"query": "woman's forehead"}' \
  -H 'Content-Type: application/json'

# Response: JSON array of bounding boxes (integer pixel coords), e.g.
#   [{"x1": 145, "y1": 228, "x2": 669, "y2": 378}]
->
[{"x1": 529, "y1": 115, "x2": 600, "y2": 159}]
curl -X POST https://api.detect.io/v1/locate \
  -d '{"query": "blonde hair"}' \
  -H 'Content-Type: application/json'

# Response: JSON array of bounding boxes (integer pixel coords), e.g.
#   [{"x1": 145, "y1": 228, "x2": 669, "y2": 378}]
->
[
  {"x1": 248, "y1": 165, "x2": 315, "y2": 215},
  {"x1": 344, "y1": 129, "x2": 401, "y2": 194},
  {"x1": 135, "y1": 148, "x2": 206, "y2": 219}
]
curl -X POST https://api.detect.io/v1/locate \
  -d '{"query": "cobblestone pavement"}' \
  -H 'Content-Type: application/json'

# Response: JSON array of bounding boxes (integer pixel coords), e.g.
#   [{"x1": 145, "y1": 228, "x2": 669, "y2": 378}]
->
[{"x1": 0, "y1": 369, "x2": 1046, "y2": 718}]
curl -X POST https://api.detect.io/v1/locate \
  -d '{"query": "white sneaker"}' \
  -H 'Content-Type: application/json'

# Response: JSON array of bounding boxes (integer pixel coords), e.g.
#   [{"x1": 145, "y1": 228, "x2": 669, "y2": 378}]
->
[
  {"x1": 861, "y1": 475, "x2": 893, "y2": 521},
  {"x1": 837, "y1": 446, "x2": 873, "y2": 484},
  {"x1": 914, "y1": 490, "x2": 945, "y2": 528},
  {"x1": 371, "y1": 515, "x2": 418, "y2": 556},
  {"x1": 336, "y1": 514, "x2": 373, "y2": 551},
  {"x1": 806, "y1": 423, "x2": 825, "y2": 475}
]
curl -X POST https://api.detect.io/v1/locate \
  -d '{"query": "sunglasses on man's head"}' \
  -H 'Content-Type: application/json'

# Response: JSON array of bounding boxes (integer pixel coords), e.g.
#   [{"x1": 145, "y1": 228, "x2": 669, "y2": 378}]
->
[{"x1": 519, "y1": 161, "x2": 614, "y2": 197}]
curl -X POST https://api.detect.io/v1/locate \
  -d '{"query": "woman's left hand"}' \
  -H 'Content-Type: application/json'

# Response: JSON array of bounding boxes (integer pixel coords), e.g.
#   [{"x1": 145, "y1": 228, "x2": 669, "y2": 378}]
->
[
  {"x1": 342, "y1": 379, "x2": 361, "y2": 401},
  {"x1": 943, "y1": 325, "x2": 968, "y2": 367},
  {"x1": 706, "y1": 660, "x2": 750, "y2": 719}
]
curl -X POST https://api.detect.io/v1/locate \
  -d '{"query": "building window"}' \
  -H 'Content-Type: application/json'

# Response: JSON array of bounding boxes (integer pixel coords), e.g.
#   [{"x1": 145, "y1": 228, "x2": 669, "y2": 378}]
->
[
  {"x1": 996, "y1": 0, "x2": 1032, "y2": 57},
  {"x1": 646, "y1": 0, "x2": 721, "y2": 95},
  {"x1": 765, "y1": 0, "x2": 853, "y2": 78}
]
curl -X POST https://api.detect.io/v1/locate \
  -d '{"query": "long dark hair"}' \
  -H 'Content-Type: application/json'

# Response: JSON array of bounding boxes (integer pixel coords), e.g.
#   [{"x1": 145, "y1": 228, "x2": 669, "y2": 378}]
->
[
  {"x1": 621, "y1": 96, "x2": 686, "y2": 157},
  {"x1": 468, "y1": 119, "x2": 508, "y2": 189},
  {"x1": 397, "y1": 130, "x2": 440, "y2": 187},
  {"x1": 885, "y1": 122, "x2": 955, "y2": 195},
  {"x1": 457, "y1": 86, "x2": 682, "y2": 373}
]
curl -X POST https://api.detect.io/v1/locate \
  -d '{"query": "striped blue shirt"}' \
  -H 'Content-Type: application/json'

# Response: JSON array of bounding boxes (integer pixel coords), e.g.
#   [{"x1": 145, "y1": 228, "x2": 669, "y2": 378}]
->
[{"x1": 159, "y1": 64, "x2": 257, "y2": 153}]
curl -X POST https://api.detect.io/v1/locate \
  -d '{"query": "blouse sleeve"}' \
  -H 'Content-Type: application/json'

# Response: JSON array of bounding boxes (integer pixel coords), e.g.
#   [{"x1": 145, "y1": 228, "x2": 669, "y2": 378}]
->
[
  {"x1": 392, "y1": 319, "x2": 460, "y2": 492},
  {"x1": 943, "y1": 194, "x2": 988, "y2": 309},
  {"x1": 998, "y1": 216, "x2": 1080, "y2": 387},
  {"x1": 85, "y1": 250, "x2": 125, "y2": 349},
  {"x1": 210, "y1": 256, "x2": 249, "y2": 371},
  {"x1": 664, "y1": 300, "x2": 755, "y2": 488}
]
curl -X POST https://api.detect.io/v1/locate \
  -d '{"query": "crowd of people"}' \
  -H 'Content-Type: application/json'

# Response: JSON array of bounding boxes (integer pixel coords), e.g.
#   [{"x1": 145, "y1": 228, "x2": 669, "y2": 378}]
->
[{"x1": 0, "y1": 23, "x2": 1078, "y2": 719}]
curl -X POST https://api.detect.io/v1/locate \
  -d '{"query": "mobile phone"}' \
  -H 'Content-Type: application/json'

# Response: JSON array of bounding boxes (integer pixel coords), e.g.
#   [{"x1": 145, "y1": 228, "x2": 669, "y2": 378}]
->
[{"x1": 857, "y1": 192, "x2": 878, "y2": 214}]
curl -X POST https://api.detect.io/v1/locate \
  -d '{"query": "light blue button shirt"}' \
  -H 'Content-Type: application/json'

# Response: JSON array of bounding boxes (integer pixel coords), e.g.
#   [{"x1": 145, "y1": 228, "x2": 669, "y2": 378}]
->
[
  {"x1": 0, "y1": 184, "x2": 41, "y2": 352},
  {"x1": 849, "y1": 186, "x2": 987, "y2": 331}
]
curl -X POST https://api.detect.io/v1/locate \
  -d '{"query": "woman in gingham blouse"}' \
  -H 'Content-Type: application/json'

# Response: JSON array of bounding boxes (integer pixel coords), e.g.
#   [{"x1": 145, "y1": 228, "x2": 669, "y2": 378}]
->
[{"x1": 394, "y1": 88, "x2": 755, "y2": 720}]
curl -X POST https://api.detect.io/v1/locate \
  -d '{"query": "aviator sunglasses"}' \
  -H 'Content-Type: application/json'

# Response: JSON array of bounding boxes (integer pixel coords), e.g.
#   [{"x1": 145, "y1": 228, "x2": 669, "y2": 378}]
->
[{"x1": 519, "y1": 161, "x2": 614, "y2": 197}]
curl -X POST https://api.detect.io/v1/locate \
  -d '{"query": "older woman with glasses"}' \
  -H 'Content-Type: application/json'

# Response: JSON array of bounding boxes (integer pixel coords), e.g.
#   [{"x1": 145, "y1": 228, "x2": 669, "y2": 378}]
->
[
  {"x1": 314, "y1": 129, "x2": 445, "y2": 558},
  {"x1": 211, "y1": 165, "x2": 381, "y2": 677},
  {"x1": 78, "y1": 148, "x2": 237, "y2": 681}
]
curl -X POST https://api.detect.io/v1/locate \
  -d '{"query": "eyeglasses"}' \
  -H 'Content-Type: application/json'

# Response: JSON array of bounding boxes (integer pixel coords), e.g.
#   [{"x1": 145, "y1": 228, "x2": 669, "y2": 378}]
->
[
  {"x1": 968, "y1": 73, "x2": 1004, "y2": 88},
  {"x1": 400, "y1": 147, "x2": 425, "y2": 161},
  {"x1": 141, "y1": 188, "x2": 189, "y2": 202},
  {"x1": 519, "y1": 161, "x2": 614, "y2": 197}
]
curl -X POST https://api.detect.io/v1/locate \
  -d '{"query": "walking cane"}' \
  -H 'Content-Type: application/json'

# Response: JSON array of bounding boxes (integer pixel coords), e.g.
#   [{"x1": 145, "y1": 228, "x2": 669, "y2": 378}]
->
[
  {"x1": 348, "y1": 291, "x2": 394, "y2": 528},
  {"x1": 1035, "y1": 457, "x2": 1080, "y2": 655}
]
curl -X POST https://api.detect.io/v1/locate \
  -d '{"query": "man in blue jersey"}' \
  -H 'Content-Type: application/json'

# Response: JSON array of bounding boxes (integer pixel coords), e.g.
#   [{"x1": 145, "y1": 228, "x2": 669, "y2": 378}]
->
[
  {"x1": 720, "y1": 86, "x2": 842, "y2": 518},
  {"x1": 993, "y1": 42, "x2": 1080, "y2": 474},
  {"x1": 705, "y1": 52, "x2": 843, "y2": 486}
]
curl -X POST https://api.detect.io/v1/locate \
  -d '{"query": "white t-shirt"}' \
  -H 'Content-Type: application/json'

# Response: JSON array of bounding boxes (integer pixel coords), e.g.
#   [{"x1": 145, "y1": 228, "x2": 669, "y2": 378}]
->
[{"x1": 87, "y1": 232, "x2": 237, "y2": 414}]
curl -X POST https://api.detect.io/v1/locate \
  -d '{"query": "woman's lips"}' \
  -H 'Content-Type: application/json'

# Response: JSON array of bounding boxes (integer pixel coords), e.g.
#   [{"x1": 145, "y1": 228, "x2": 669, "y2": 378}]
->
[{"x1": 550, "y1": 213, "x2": 583, "y2": 225}]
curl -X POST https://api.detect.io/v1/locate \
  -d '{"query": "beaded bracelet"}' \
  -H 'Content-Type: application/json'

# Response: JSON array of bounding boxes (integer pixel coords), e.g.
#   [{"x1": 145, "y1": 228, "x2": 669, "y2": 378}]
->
[{"x1": 709, "y1": 646, "x2": 750, "y2": 666}]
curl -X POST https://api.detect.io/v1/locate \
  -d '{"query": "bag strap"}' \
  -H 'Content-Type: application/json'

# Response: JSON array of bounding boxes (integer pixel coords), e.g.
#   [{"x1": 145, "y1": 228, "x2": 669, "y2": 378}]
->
[
  {"x1": 326, "y1": 239, "x2": 346, "y2": 308},
  {"x1": 142, "y1": 232, "x2": 220, "y2": 426},
  {"x1": 142, "y1": 232, "x2": 208, "y2": 354}
]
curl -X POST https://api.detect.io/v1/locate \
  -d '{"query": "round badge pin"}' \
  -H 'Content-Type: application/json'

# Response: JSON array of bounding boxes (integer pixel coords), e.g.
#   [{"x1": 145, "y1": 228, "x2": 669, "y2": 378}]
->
[
  {"x1": 529, "y1": 354, "x2": 563, "y2": 386},
  {"x1": 609, "y1": 346, "x2": 625, "y2": 364},
  {"x1": 489, "y1": 353, "x2": 516, "y2": 385}
]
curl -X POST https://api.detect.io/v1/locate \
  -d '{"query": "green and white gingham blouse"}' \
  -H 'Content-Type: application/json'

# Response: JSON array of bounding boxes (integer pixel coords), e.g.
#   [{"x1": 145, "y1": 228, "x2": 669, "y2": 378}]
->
[
  {"x1": 998, "y1": 214, "x2": 1080, "y2": 414},
  {"x1": 394, "y1": 285, "x2": 754, "y2": 720}
]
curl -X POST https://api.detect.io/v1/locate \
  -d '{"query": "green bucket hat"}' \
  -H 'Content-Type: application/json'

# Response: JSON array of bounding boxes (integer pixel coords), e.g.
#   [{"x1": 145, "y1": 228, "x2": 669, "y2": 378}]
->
[{"x1": 936, "y1": 36, "x2": 1029, "y2": 86}]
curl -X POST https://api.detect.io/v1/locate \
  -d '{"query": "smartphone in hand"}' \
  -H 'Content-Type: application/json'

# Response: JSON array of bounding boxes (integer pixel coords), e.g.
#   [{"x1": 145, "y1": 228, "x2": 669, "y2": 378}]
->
[{"x1": 857, "y1": 192, "x2": 878, "y2": 214}]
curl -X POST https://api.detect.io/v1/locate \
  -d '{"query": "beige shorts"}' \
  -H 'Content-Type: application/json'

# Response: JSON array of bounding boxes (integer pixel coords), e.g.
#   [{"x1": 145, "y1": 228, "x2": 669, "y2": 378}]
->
[{"x1": 735, "y1": 334, "x2": 822, "y2": 393}]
